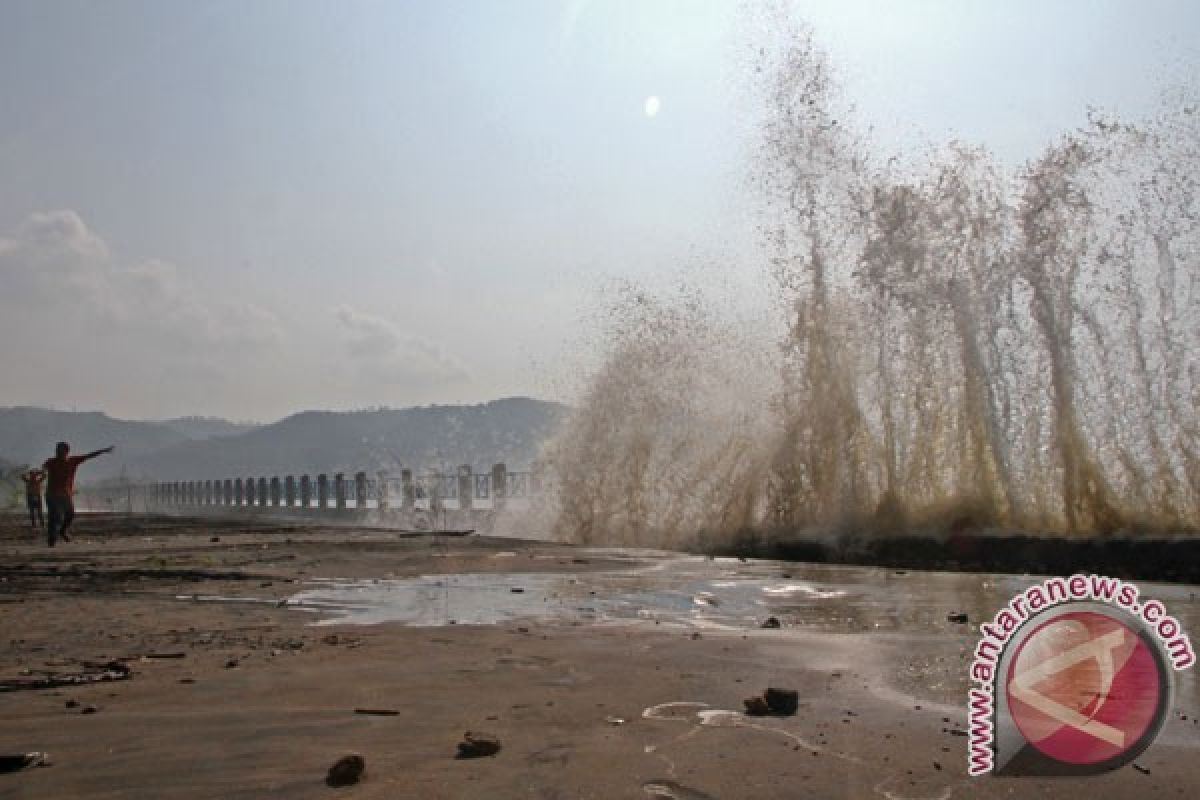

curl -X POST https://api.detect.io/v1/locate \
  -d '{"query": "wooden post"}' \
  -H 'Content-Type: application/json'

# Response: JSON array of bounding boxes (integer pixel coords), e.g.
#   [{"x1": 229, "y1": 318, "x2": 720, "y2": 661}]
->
[
  {"x1": 258, "y1": 477, "x2": 269, "y2": 507},
  {"x1": 285, "y1": 475, "x2": 296, "y2": 507},
  {"x1": 317, "y1": 474, "x2": 329, "y2": 509},
  {"x1": 300, "y1": 475, "x2": 312, "y2": 508},
  {"x1": 492, "y1": 463, "x2": 508, "y2": 510},
  {"x1": 270, "y1": 476, "x2": 281, "y2": 507}
]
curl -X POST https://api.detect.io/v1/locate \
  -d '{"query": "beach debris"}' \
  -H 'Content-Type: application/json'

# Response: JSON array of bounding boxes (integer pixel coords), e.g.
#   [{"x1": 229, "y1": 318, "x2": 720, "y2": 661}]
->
[
  {"x1": 64, "y1": 699, "x2": 79, "y2": 709},
  {"x1": 325, "y1": 753, "x2": 365, "y2": 786},
  {"x1": 456, "y1": 731, "x2": 501, "y2": 759},
  {"x1": 354, "y1": 708, "x2": 399, "y2": 716},
  {"x1": 643, "y1": 779, "x2": 717, "y2": 800},
  {"x1": 692, "y1": 592, "x2": 719, "y2": 607},
  {"x1": 210, "y1": 536, "x2": 220, "y2": 543},
  {"x1": 143, "y1": 652, "x2": 186, "y2": 660},
  {"x1": 744, "y1": 687, "x2": 798, "y2": 716},
  {"x1": 0, "y1": 661, "x2": 130, "y2": 693},
  {"x1": 81, "y1": 705, "x2": 98, "y2": 715},
  {"x1": 0, "y1": 752, "x2": 51, "y2": 773},
  {"x1": 764, "y1": 688, "x2": 799, "y2": 715},
  {"x1": 946, "y1": 612, "x2": 968, "y2": 624},
  {"x1": 743, "y1": 696, "x2": 770, "y2": 716},
  {"x1": 510, "y1": 587, "x2": 525, "y2": 593},
  {"x1": 604, "y1": 716, "x2": 626, "y2": 725},
  {"x1": 1132, "y1": 763, "x2": 1151, "y2": 775},
  {"x1": 760, "y1": 617, "x2": 781, "y2": 629},
  {"x1": 224, "y1": 659, "x2": 239, "y2": 669}
]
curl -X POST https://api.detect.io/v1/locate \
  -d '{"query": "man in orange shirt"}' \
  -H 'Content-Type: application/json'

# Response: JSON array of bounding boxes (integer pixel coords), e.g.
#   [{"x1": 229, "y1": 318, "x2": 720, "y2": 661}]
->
[
  {"x1": 20, "y1": 468, "x2": 45, "y2": 529},
  {"x1": 43, "y1": 441, "x2": 114, "y2": 547}
]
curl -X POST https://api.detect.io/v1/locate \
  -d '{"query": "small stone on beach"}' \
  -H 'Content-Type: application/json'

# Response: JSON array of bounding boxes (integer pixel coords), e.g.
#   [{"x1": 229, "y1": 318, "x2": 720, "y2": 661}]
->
[
  {"x1": 744, "y1": 696, "x2": 770, "y2": 716},
  {"x1": 325, "y1": 753, "x2": 365, "y2": 786},
  {"x1": 765, "y1": 688, "x2": 799, "y2": 715},
  {"x1": 456, "y1": 732, "x2": 501, "y2": 759}
]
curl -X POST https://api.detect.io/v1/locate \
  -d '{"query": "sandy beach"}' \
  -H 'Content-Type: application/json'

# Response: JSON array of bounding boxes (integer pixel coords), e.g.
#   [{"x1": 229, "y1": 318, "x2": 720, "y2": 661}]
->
[{"x1": 1, "y1": 512, "x2": 1197, "y2": 799}]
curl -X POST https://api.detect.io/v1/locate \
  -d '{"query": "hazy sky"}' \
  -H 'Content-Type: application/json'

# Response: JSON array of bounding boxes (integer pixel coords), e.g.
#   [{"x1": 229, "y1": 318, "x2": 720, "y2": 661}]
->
[{"x1": 1, "y1": 0, "x2": 1196, "y2": 421}]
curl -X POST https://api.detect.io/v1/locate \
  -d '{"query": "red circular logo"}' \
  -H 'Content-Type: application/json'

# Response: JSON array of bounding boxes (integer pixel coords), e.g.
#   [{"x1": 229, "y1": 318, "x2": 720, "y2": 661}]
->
[{"x1": 1005, "y1": 610, "x2": 1164, "y2": 766}]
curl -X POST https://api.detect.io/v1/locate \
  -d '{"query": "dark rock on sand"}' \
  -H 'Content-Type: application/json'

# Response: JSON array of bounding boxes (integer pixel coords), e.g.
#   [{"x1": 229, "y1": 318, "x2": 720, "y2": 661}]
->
[
  {"x1": 456, "y1": 732, "x2": 501, "y2": 758},
  {"x1": 764, "y1": 688, "x2": 798, "y2": 716},
  {"x1": 326, "y1": 753, "x2": 365, "y2": 786},
  {"x1": 743, "y1": 696, "x2": 770, "y2": 716}
]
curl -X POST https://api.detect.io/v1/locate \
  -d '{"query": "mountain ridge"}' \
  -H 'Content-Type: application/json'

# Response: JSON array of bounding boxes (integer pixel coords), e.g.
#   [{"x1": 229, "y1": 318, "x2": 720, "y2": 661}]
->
[{"x1": 0, "y1": 398, "x2": 567, "y2": 483}]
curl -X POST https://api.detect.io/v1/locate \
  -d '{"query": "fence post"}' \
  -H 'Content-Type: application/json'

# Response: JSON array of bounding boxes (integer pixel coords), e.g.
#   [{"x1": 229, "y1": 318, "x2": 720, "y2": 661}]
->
[
  {"x1": 258, "y1": 477, "x2": 269, "y2": 507},
  {"x1": 300, "y1": 475, "x2": 312, "y2": 508},
  {"x1": 270, "y1": 476, "x2": 281, "y2": 506},
  {"x1": 317, "y1": 474, "x2": 329, "y2": 509},
  {"x1": 492, "y1": 463, "x2": 507, "y2": 510},
  {"x1": 223, "y1": 479, "x2": 233, "y2": 506},
  {"x1": 355, "y1": 471, "x2": 367, "y2": 509},
  {"x1": 284, "y1": 475, "x2": 295, "y2": 507},
  {"x1": 377, "y1": 471, "x2": 389, "y2": 510},
  {"x1": 401, "y1": 468, "x2": 414, "y2": 512},
  {"x1": 458, "y1": 465, "x2": 474, "y2": 511},
  {"x1": 335, "y1": 473, "x2": 346, "y2": 510},
  {"x1": 235, "y1": 478, "x2": 244, "y2": 506}
]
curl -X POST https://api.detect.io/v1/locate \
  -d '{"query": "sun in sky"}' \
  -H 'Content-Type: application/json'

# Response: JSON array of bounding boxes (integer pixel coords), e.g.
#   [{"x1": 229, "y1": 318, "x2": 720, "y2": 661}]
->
[{"x1": 644, "y1": 95, "x2": 661, "y2": 118}]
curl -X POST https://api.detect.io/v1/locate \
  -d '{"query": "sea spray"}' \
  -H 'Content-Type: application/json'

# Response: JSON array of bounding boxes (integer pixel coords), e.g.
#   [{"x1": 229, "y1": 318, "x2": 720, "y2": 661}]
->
[{"x1": 545, "y1": 21, "x2": 1200, "y2": 546}]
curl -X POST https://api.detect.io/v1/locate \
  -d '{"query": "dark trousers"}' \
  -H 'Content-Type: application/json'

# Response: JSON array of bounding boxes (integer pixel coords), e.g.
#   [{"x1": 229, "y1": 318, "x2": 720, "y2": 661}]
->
[
  {"x1": 26, "y1": 494, "x2": 44, "y2": 528},
  {"x1": 46, "y1": 495, "x2": 74, "y2": 546}
]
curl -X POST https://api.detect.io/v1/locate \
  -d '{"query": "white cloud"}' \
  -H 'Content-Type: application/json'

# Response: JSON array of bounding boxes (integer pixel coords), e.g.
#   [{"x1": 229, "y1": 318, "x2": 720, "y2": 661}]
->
[
  {"x1": 333, "y1": 304, "x2": 471, "y2": 384},
  {"x1": 0, "y1": 210, "x2": 282, "y2": 353}
]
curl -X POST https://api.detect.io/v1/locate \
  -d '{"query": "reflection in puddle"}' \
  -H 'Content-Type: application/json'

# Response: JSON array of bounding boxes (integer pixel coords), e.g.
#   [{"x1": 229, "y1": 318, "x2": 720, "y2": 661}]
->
[{"x1": 283, "y1": 564, "x2": 885, "y2": 630}]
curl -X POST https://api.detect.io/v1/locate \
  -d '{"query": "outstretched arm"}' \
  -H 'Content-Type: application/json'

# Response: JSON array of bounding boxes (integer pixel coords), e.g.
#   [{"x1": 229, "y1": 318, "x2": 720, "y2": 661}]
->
[{"x1": 82, "y1": 446, "x2": 115, "y2": 461}]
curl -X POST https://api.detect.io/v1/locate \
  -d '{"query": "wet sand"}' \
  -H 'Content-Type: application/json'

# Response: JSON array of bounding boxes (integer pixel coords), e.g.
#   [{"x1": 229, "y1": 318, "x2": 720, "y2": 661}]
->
[{"x1": 1, "y1": 513, "x2": 1197, "y2": 799}]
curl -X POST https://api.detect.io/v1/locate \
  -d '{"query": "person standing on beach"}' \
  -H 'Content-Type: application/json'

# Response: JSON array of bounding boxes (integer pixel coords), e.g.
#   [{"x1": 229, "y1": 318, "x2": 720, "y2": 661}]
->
[
  {"x1": 42, "y1": 442, "x2": 114, "y2": 547},
  {"x1": 20, "y1": 468, "x2": 45, "y2": 529}
]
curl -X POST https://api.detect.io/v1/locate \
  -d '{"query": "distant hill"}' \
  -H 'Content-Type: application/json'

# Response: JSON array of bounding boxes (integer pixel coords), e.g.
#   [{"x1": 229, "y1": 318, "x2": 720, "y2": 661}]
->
[
  {"x1": 155, "y1": 417, "x2": 260, "y2": 440},
  {"x1": 0, "y1": 407, "x2": 188, "y2": 479},
  {"x1": 132, "y1": 398, "x2": 567, "y2": 480},
  {"x1": 0, "y1": 399, "x2": 567, "y2": 483}
]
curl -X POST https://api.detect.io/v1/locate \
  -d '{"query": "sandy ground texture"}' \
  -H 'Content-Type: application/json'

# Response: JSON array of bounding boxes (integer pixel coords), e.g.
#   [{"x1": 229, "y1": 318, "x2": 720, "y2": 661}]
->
[{"x1": 1, "y1": 512, "x2": 1197, "y2": 799}]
